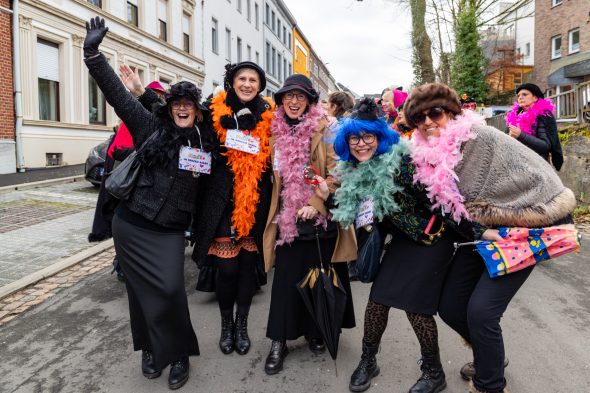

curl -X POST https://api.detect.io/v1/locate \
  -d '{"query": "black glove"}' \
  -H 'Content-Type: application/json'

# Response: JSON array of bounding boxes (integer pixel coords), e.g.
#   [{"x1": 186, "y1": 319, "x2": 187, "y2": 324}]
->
[{"x1": 84, "y1": 16, "x2": 108, "y2": 58}]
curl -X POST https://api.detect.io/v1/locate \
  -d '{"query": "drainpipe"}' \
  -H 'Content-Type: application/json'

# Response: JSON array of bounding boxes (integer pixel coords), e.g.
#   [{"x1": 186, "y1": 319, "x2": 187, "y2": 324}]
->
[{"x1": 11, "y1": 0, "x2": 25, "y2": 172}]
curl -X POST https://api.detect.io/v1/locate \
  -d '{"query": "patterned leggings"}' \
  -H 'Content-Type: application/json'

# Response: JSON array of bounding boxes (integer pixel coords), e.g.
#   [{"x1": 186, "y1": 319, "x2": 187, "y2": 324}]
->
[{"x1": 363, "y1": 300, "x2": 439, "y2": 354}]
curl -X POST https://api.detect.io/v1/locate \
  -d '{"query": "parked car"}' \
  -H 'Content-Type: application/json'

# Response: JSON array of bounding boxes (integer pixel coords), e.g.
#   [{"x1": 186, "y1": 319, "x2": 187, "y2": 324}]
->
[
  {"x1": 84, "y1": 136, "x2": 112, "y2": 187},
  {"x1": 480, "y1": 106, "x2": 512, "y2": 119}
]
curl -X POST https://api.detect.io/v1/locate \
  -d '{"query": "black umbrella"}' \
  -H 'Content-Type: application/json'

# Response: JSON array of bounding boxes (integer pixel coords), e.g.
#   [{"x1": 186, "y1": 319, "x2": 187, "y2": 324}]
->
[{"x1": 297, "y1": 235, "x2": 348, "y2": 360}]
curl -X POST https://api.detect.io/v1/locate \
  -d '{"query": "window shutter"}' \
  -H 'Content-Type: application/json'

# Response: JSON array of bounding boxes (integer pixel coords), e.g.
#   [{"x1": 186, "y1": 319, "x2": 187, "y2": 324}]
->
[{"x1": 37, "y1": 39, "x2": 59, "y2": 82}]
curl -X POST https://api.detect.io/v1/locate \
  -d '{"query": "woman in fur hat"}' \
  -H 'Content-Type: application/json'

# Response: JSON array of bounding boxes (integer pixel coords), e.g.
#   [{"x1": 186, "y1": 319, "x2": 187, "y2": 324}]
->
[
  {"x1": 191, "y1": 61, "x2": 275, "y2": 357},
  {"x1": 505, "y1": 83, "x2": 564, "y2": 170},
  {"x1": 84, "y1": 17, "x2": 216, "y2": 389},
  {"x1": 403, "y1": 83, "x2": 576, "y2": 393},
  {"x1": 262, "y1": 74, "x2": 357, "y2": 375}
]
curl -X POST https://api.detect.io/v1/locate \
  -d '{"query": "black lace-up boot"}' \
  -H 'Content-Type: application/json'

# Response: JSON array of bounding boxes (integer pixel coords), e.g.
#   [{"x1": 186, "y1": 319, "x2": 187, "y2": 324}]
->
[
  {"x1": 349, "y1": 342, "x2": 380, "y2": 392},
  {"x1": 408, "y1": 352, "x2": 446, "y2": 393},
  {"x1": 219, "y1": 311, "x2": 234, "y2": 354},
  {"x1": 234, "y1": 312, "x2": 251, "y2": 355}
]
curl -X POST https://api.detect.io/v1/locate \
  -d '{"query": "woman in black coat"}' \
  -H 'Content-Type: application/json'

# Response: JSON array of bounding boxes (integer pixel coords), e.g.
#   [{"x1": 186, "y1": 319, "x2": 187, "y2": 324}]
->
[{"x1": 84, "y1": 17, "x2": 216, "y2": 390}]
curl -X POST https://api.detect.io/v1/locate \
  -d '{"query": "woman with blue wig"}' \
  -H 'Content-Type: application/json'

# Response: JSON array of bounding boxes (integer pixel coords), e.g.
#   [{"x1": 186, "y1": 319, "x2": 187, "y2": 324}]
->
[{"x1": 316, "y1": 97, "x2": 471, "y2": 393}]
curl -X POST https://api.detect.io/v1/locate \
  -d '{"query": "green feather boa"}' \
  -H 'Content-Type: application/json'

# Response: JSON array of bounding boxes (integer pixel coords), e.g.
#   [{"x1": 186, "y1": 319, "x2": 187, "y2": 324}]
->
[{"x1": 332, "y1": 140, "x2": 410, "y2": 228}]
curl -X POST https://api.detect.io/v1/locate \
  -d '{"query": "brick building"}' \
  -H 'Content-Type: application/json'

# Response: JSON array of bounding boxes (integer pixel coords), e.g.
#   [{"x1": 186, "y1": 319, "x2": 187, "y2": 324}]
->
[
  {"x1": 0, "y1": 0, "x2": 15, "y2": 174},
  {"x1": 533, "y1": 0, "x2": 590, "y2": 94}
]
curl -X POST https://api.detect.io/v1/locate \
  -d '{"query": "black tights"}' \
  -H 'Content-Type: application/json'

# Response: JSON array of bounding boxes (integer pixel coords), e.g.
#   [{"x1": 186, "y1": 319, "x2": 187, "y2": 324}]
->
[
  {"x1": 363, "y1": 300, "x2": 439, "y2": 354},
  {"x1": 215, "y1": 249, "x2": 258, "y2": 317}
]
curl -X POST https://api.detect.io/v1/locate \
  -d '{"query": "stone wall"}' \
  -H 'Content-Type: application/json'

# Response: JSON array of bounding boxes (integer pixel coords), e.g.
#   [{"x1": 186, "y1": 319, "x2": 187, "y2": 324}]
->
[{"x1": 559, "y1": 134, "x2": 590, "y2": 204}]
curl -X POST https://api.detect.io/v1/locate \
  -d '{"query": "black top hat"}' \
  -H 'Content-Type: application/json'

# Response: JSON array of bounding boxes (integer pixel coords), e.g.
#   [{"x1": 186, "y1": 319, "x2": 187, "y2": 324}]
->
[
  {"x1": 223, "y1": 61, "x2": 267, "y2": 92},
  {"x1": 349, "y1": 97, "x2": 379, "y2": 121},
  {"x1": 274, "y1": 74, "x2": 319, "y2": 104}
]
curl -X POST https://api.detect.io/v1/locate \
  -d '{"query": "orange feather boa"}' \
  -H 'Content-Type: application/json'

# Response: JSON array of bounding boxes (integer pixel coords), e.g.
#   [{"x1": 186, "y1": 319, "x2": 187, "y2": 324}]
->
[{"x1": 210, "y1": 91, "x2": 274, "y2": 239}]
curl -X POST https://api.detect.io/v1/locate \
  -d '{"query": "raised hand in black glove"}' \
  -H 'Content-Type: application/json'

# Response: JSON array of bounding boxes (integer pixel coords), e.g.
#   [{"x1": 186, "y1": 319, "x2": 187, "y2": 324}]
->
[{"x1": 84, "y1": 16, "x2": 108, "y2": 58}]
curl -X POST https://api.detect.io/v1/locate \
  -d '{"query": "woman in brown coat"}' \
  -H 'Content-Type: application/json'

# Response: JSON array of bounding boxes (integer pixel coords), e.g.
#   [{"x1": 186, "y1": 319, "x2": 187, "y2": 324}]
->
[{"x1": 262, "y1": 74, "x2": 356, "y2": 375}]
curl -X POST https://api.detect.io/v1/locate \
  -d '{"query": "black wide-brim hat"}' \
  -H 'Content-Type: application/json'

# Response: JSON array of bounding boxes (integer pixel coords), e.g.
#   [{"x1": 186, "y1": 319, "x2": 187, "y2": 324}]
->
[
  {"x1": 274, "y1": 74, "x2": 319, "y2": 105},
  {"x1": 224, "y1": 61, "x2": 267, "y2": 92},
  {"x1": 516, "y1": 83, "x2": 544, "y2": 99}
]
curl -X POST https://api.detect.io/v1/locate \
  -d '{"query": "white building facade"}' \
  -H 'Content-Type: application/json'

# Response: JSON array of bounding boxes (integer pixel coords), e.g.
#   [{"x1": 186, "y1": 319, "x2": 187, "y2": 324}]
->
[
  {"x1": 498, "y1": 0, "x2": 535, "y2": 66},
  {"x1": 262, "y1": 0, "x2": 294, "y2": 96},
  {"x1": 19, "y1": 0, "x2": 205, "y2": 168},
  {"x1": 201, "y1": 0, "x2": 265, "y2": 97}
]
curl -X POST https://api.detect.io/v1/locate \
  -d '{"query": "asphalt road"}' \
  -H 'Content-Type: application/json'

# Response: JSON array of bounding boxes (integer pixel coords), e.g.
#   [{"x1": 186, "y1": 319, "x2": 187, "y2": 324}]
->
[{"x1": 1, "y1": 243, "x2": 589, "y2": 393}]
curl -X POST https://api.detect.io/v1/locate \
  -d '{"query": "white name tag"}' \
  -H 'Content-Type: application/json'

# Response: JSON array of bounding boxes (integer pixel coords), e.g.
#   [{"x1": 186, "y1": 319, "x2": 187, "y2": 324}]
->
[
  {"x1": 355, "y1": 197, "x2": 375, "y2": 229},
  {"x1": 225, "y1": 129, "x2": 260, "y2": 154},
  {"x1": 273, "y1": 150, "x2": 280, "y2": 172},
  {"x1": 179, "y1": 146, "x2": 212, "y2": 174}
]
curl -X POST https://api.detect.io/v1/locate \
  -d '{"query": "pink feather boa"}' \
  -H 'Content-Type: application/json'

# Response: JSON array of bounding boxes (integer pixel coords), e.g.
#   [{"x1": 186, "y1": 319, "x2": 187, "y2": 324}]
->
[
  {"x1": 505, "y1": 98, "x2": 555, "y2": 136},
  {"x1": 411, "y1": 110, "x2": 484, "y2": 223},
  {"x1": 273, "y1": 105, "x2": 326, "y2": 245}
]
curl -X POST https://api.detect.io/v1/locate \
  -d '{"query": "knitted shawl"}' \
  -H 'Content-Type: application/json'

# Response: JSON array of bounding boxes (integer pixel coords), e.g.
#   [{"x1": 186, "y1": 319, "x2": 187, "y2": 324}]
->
[
  {"x1": 210, "y1": 91, "x2": 275, "y2": 239},
  {"x1": 273, "y1": 104, "x2": 326, "y2": 245},
  {"x1": 505, "y1": 98, "x2": 555, "y2": 136},
  {"x1": 331, "y1": 140, "x2": 409, "y2": 228},
  {"x1": 411, "y1": 110, "x2": 483, "y2": 223}
]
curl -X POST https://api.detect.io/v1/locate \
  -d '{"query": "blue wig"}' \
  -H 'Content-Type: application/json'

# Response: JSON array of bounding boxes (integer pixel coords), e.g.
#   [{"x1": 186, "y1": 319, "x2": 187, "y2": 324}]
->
[{"x1": 333, "y1": 117, "x2": 400, "y2": 162}]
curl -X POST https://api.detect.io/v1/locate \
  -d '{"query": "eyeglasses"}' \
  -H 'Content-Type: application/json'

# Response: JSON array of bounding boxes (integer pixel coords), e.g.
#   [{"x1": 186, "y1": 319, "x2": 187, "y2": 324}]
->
[
  {"x1": 283, "y1": 92, "x2": 307, "y2": 102},
  {"x1": 409, "y1": 107, "x2": 446, "y2": 125},
  {"x1": 348, "y1": 133, "x2": 376, "y2": 146},
  {"x1": 171, "y1": 100, "x2": 195, "y2": 110},
  {"x1": 462, "y1": 103, "x2": 476, "y2": 110}
]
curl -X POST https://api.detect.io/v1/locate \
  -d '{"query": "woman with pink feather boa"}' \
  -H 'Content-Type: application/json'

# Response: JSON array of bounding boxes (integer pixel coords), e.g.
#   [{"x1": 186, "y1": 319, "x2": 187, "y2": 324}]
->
[
  {"x1": 261, "y1": 74, "x2": 357, "y2": 376},
  {"x1": 505, "y1": 83, "x2": 563, "y2": 170},
  {"x1": 404, "y1": 83, "x2": 575, "y2": 393}
]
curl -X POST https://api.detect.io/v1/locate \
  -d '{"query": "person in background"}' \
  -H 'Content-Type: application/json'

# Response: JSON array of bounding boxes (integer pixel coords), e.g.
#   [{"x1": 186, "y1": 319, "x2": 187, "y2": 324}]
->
[
  {"x1": 392, "y1": 105, "x2": 414, "y2": 139},
  {"x1": 505, "y1": 83, "x2": 563, "y2": 170},
  {"x1": 84, "y1": 17, "x2": 216, "y2": 389},
  {"x1": 262, "y1": 74, "x2": 356, "y2": 375}
]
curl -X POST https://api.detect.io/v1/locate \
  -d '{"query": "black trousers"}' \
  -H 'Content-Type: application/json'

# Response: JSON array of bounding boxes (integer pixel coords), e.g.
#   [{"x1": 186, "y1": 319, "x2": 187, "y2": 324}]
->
[
  {"x1": 112, "y1": 215, "x2": 199, "y2": 370},
  {"x1": 438, "y1": 246, "x2": 533, "y2": 393}
]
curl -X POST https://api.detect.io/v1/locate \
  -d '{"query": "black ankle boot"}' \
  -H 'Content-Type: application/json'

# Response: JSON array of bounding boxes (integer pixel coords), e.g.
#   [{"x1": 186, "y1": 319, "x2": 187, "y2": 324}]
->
[
  {"x1": 141, "y1": 350, "x2": 162, "y2": 379},
  {"x1": 308, "y1": 337, "x2": 326, "y2": 354},
  {"x1": 168, "y1": 357, "x2": 189, "y2": 390},
  {"x1": 408, "y1": 352, "x2": 447, "y2": 393},
  {"x1": 349, "y1": 342, "x2": 380, "y2": 392},
  {"x1": 219, "y1": 312, "x2": 235, "y2": 354},
  {"x1": 264, "y1": 340, "x2": 288, "y2": 375},
  {"x1": 235, "y1": 312, "x2": 251, "y2": 355}
]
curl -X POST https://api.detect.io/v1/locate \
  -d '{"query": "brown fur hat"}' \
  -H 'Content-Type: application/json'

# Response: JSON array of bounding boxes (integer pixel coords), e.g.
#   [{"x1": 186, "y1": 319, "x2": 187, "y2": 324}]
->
[{"x1": 403, "y1": 83, "x2": 462, "y2": 128}]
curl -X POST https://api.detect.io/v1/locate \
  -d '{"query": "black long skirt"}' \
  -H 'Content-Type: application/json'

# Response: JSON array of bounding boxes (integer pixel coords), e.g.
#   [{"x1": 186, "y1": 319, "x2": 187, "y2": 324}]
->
[
  {"x1": 369, "y1": 230, "x2": 459, "y2": 315},
  {"x1": 112, "y1": 215, "x2": 199, "y2": 370},
  {"x1": 266, "y1": 237, "x2": 356, "y2": 341}
]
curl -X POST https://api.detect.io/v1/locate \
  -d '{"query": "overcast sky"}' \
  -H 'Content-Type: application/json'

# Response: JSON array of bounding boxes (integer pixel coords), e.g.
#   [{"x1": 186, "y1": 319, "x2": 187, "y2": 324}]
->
[{"x1": 282, "y1": 0, "x2": 414, "y2": 96}]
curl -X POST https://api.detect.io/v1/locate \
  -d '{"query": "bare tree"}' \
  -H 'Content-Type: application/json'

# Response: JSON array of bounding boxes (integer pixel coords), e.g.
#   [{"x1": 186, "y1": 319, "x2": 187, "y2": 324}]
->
[{"x1": 410, "y1": 0, "x2": 435, "y2": 84}]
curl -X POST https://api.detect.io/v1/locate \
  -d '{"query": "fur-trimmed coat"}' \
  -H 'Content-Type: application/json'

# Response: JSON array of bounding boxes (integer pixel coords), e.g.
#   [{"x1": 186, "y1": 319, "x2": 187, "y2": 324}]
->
[{"x1": 457, "y1": 124, "x2": 575, "y2": 227}]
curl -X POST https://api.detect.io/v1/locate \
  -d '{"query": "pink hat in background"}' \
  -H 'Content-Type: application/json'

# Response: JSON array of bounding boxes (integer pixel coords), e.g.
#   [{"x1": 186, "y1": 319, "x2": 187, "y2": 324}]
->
[
  {"x1": 146, "y1": 81, "x2": 167, "y2": 94},
  {"x1": 393, "y1": 89, "x2": 408, "y2": 109}
]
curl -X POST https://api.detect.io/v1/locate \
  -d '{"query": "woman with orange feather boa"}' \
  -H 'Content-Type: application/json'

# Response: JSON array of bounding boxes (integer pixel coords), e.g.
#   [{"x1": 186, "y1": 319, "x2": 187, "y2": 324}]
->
[{"x1": 192, "y1": 62, "x2": 274, "y2": 356}]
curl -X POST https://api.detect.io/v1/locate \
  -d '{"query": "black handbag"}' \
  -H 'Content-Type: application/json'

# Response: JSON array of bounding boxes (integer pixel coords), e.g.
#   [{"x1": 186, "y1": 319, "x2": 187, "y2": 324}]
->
[
  {"x1": 296, "y1": 218, "x2": 338, "y2": 241},
  {"x1": 354, "y1": 225, "x2": 387, "y2": 283},
  {"x1": 105, "y1": 131, "x2": 159, "y2": 200}
]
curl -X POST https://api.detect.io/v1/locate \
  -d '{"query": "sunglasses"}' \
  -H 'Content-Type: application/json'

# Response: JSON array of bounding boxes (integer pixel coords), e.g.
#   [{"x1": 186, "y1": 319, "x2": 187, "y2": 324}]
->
[
  {"x1": 462, "y1": 103, "x2": 476, "y2": 110},
  {"x1": 409, "y1": 107, "x2": 446, "y2": 125},
  {"x1": 348, "y1": 133, "x2": 376, "y2": 145}
]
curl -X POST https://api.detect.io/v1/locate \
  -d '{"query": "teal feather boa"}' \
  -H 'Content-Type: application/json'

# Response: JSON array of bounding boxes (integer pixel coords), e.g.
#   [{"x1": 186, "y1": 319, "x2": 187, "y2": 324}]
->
[{"x1": 332, "y1": 140, "x2": 410, "y2": 228}]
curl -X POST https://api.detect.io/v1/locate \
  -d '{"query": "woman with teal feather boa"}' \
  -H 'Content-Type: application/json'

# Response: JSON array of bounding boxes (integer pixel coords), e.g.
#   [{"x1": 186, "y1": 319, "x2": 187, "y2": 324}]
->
[{"x1": 315, "y1": 98, "x2": 463, "y2": 393}]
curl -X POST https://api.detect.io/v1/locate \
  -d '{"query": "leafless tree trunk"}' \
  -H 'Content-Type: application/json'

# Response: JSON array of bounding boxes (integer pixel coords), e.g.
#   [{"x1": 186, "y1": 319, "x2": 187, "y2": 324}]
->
[{"x1": 410, "y1": 0, "x2": 435, "y2": 84}]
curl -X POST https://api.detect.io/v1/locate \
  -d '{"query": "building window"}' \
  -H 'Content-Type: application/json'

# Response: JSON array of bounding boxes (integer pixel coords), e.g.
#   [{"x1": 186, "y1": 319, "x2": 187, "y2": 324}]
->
[
  {"x1": 183, "y1": 13, "x2": 191, "y2": 53},
  {"x1": 37, "y1": 39, "x2": 60, "y2": 121},
  {"x1": 127, "y1": 0, "x2": 138, "y2": 26},
  {"x1": 237, "y1": 0, "x2": 242, "y2": 13},
  {"x1": 552, "y1": 0, "x2": 562, "y2": 6},
  {"x1": 551, "y1": 35, "x2": 562, "y2": 59},
  {"x1": 247, "y1": 0, "x2": 251, "y2": 21},
  {"x1": 288, "y1": 33, "x2": 292, "y2": 50},
  {"x1": 288, "y1": 62, "x2": 292, "y2": 76},
  {"x1": 265, "y1": 42, "x2": 271, "y2": 72},
  {"x1": 226, "y1": 28, "x2": 232, "y2": 61},
  {"x1": 277, "y1": 20, "x2": 281, "y2": 38},
  {"x1": 569, "y1": 29, "x2": 580, "y2": 54},
  {"x1": 525, "y1": 42, "x2": 530, "y2": 56},
  {"x1": 89, "y1": 75, "x2": 105, "y2": 125},
  {"x1": 283, "y1": 26, "x2": 287, "y2": 45},
  {"x1": 265, "y1": 4, "x2": 269, "y2": 25},
  {"x1": 255, "y1": 3, "x2": 259, "y2": 29},
  {"x1": 278, "y1": 53, "x2": 282, "y2": 81},
  {"x1": 271, "y1": 11, "x2": 275, "y2": 32},
  {"x1": 237, "y1": 37, "x2": 242, "y2": 62},
  {"x1": 212, "y1": 18, "x2": 219, "y2": 54},
  {"x1": 247, "y1": 44, "x2": 252, "y2": 61},
  {"x1": 272, "y1": 47, "x2": 276, "y2": 76},
  {"x1": 256, "y1": 51, "x2": 260, "y2": 65},
  {"x1": 159, "y1": 76, "x2": 172, "y2": 91},
  {"x1": 87, "y1": 0, "x2": 102, "y2": 7},
  {"x1": 283, "y1": 59, "x2": 287, "y2": 79},
  {"x1": 158, "y1": 0, "x2": 168, "y2": 42}
]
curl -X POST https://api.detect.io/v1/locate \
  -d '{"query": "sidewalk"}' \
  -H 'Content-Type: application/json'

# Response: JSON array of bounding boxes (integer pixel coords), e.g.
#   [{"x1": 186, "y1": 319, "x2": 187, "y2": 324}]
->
[{"x1": 0, "y1": 164, "x2": 85, "y2": 188}]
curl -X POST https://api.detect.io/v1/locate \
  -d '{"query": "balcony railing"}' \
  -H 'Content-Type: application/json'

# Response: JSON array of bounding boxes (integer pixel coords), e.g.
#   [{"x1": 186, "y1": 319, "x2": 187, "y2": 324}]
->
[{"x1": 547, "y1": 80, "x2": 590, "y2": 123}]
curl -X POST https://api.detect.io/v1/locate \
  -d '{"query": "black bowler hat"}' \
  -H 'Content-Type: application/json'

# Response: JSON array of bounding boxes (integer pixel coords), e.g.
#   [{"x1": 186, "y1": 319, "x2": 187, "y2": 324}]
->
[
  {"x1": 223, "y1": 61, "x2": 267, "y2": 92},
  {"x1": 274, "y1": 74, "x2": 319, "y2": 104},
  {"x1": 516, "y1": 83, "x2": 544, "y2": 99}
]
